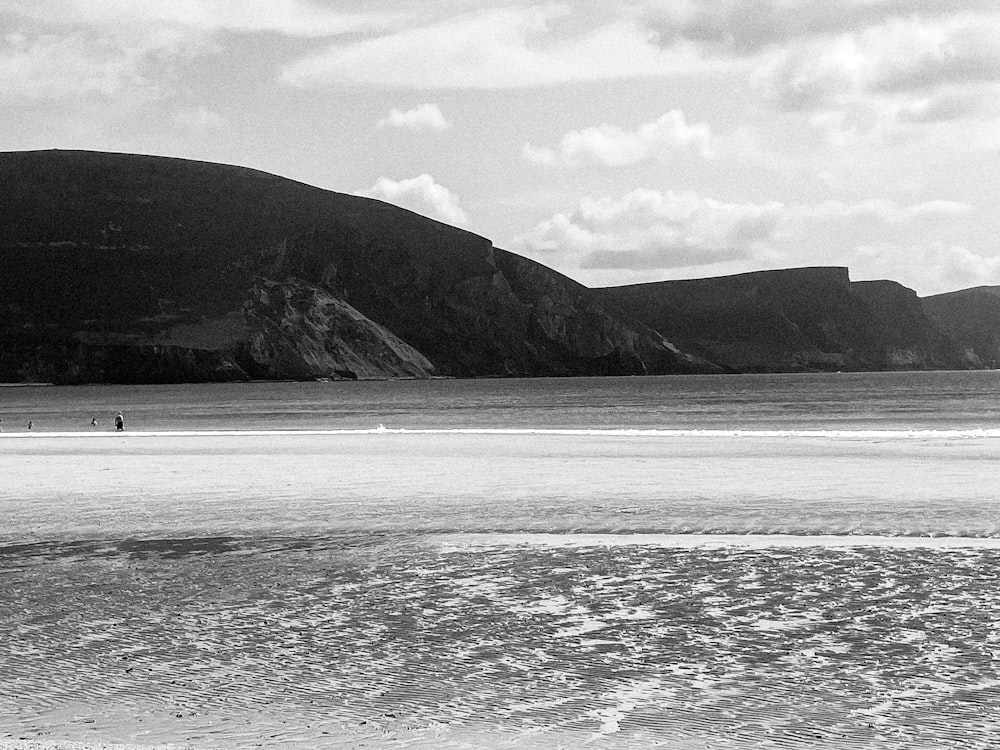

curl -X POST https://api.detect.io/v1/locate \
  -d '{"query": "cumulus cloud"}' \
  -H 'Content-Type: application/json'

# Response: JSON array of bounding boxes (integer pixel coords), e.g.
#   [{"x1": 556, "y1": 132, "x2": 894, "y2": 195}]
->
[
  {"x1": 513, "y1": 189, "x2": 976, "y2": 280},
  {"x1": 514, "y1": 189, "x2": 784, "y2": 271},
  {"x1": 849, "y1": 241, "x2": 1000, "y2": 295},
  {"x1": 376, "y1": 103, "x2": 451, "y2": 131},
  {"x1": 759, "y1": 14, "x2": 1000, "y2": 109},
  {"x1": 281, "y1": 6, "x2": 705, "y2": 89},
  {"x1": 752, "y1": 11, "x2": 1000, "y2": 139},
  {"x1": 523, "y1": 109, "x2": 713, "y2": 167},
  {"x1": 355, "y1": 174, "x2": 469, "y2": 227}
]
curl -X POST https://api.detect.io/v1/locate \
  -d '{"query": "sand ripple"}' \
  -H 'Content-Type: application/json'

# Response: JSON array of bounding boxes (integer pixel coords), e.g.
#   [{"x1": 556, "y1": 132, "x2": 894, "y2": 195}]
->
[{"x1": 3, "y1": 535, "x2": 1000, "y2": 748}]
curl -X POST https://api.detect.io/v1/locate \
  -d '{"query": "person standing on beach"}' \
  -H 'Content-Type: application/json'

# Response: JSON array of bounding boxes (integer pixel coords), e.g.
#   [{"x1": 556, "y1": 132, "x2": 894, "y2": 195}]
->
[
  {"x1": 27, "y1": 420, "x2": 33, "y2": 430},
  {"x1": 115, "y1": 412, "x2": 124, "y2": 431}
]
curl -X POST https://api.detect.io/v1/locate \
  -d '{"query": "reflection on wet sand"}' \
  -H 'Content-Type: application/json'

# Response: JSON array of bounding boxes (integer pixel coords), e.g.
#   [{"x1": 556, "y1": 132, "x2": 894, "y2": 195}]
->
[{"x1": 3, "y1": 535, "x2": 1000, "y2": 748}]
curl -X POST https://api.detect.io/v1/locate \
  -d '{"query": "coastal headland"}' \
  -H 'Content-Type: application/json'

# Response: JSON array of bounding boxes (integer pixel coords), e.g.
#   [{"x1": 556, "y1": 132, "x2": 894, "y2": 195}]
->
[{"x1": 3, "y1": 149, "x2": 999, "y2": 385}]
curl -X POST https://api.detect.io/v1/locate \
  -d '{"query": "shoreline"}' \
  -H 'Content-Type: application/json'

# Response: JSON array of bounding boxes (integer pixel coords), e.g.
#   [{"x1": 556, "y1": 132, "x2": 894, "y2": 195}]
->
[{"x1": 3, "y1": 426, "x2": 1000, "y2": 439}]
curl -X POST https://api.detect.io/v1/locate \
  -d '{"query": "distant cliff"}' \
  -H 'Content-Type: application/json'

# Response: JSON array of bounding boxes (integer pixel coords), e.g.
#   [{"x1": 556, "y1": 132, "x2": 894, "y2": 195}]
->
[
  {"x1": 0, "y1": 149, "x2": 701, "y2": 383},
  {"x1": 594, "y1": 268, "x2": 971, "y2": 372},
  {"x1": 923, "y1": 287, "x2": 1000, "y2": 368}
]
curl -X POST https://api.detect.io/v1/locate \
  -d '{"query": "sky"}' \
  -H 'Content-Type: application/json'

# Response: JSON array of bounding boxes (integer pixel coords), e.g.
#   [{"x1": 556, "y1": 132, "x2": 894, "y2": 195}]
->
[{"x1": 2, "y1": 1, "x2": 1000, "y2": 296}]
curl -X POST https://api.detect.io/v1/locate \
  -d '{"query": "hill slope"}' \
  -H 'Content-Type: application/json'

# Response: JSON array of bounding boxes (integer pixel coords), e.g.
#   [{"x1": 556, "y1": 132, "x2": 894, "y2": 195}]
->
[
  {"x1": 594, "y1": 268, "x2": 970, "y2": 372},
  {"x1": 923, "y1": 286, "x2": 1000, "y2": 368},
  {"x1": 0, "y1": 149, "x2": 703, "y2": 383}
]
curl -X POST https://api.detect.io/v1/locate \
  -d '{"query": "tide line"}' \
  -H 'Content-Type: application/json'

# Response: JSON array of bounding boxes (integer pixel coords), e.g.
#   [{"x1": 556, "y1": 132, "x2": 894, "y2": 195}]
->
[
  {"x1": 2, "y1": 426, "x2": 1000, "y2": 439},
  {"x1": 437, "y1": 532, "x2": 1000, "y2": 550}
]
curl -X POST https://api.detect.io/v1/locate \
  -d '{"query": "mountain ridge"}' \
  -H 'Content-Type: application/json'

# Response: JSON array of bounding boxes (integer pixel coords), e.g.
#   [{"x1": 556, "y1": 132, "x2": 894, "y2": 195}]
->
[
  {"x1": 0, "y1": 149, "x2": 703, "y2": 383},
  {"x1": 0, "y1": 149, "x2": 988, "y2": 383}
]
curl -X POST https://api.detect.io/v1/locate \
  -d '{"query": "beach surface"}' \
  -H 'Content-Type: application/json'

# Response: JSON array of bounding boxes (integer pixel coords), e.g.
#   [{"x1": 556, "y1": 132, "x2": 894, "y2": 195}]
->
[
  {"x1": 0, "y1": 743, "x2": 200, "y2": 750},
  {"x1": 5, "y1": 430, "x2": 1000, "y2": 749},
  {"x1": 2, "y1": 429, "x2": 999, "y2": 541}
]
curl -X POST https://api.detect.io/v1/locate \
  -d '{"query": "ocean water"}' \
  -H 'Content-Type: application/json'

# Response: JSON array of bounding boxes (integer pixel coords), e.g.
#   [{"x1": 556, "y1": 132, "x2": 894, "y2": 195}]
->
[
  {"x1": 5, "y1": 369, "x2": 1000, "y2": 433},
  {"x1": 3, "y1": 372, "x2": 1000, "y2": 748}
]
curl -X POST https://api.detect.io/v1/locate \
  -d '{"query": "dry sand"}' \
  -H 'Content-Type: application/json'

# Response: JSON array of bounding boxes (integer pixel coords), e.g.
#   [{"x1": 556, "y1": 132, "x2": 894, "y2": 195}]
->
[{"x1": 0, "y1": 429, "x2": 997, "y2": 542}]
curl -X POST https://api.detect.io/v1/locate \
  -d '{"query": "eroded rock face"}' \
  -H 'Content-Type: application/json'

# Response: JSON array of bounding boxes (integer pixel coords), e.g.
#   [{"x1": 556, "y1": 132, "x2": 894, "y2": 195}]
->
[
  {"x1": 595, "y1": 268, "x2": 970, "y2": 372},
  {"x1": 243, "y1": 279, "x2": 436, "y2": 380},
  {"x1": 492, "y1": 249, "x2": 716, "y2": 375}
]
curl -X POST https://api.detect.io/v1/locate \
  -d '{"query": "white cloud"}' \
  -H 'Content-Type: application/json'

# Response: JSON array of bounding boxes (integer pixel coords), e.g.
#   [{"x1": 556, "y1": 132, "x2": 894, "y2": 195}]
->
[
  {"x1": 356, "y1": 174, "x2": 469, "y2": 227},
  {"x1": 0, "y1": 32, "x2": 168, "y2": 102},
  {"x1": 513, "y1": 189, "x2": 976, "y2": 282},
  {"x1": 523, "y1": 109, "x2": 713, "y2": 167},
  {"x1": 173, "y1": 106, "x2": 225, "y2": 130},
  {"x1": 281, "y1": 6, "x2": 710, "y2": 89},
  {"x1": 0, "y1": 0, "x2": 399, "y2": 104},
  {"x1": 640, "y1": 0, "x2": 1000, "y2": 55},
  {"x1": 8, "y1": 0, "x2": 393, "y2": 38},
  {"x1": 514, "y1": 188, "x2": 783, "y2": 271},
  {"x1": 753, "y1": 11, "x2": 1000, "y2": 139},
  {"x1": 789, "y1": 198, "x2": 972, "y2": 223},
  {"x1": 849, "y1": 241, "x2": 1000, "y2": 295},
  {"x1": 377, "y1": 103, "x2": 451, "y2": 131}
]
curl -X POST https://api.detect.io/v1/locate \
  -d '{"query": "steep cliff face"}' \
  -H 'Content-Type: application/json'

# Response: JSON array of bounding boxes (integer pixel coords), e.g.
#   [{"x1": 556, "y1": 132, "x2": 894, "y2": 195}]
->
[
  {"x1": 922, "y1": 286, "x2": 1000, "y2": 367},
  {"x1": 850, "y1": 281, "x2": 968, "y2": 369},
  {"x1": 595, "y1": 268, "x2": 969, "y2": 372},
  {"x1": 491, "y1": 249, "x2": 715, "y2": 375},
  {"x1": 0, "y1": 149, "x2": 705, "y2": 383}
]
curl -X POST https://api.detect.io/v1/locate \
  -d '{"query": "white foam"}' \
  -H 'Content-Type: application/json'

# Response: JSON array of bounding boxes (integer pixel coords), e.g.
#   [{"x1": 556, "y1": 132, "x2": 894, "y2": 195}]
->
[
  {"x1": 437, "y1": 533, "x2": 1000, "y2": 550},
  {"x1": 2, "y1": 427, "x2": 1000, "y2": 439}
]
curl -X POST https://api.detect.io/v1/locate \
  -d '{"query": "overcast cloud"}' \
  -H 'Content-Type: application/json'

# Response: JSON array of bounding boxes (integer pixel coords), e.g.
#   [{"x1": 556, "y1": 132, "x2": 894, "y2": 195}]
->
[{"x1": 2, "y1": 0, "x2": 999, "y2": 295}]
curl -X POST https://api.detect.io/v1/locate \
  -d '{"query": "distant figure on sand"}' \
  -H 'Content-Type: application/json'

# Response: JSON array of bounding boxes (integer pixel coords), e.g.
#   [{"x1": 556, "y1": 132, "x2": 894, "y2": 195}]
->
[
  {"x1": 91, "y1": 418, "x2": 97, "y2": 427},
  {"x1": 27, "y1": 420, "x2": 33, "y2": 430},
  {"x1": 115, "y1": 412, "x2": 124, "y2": 431}
]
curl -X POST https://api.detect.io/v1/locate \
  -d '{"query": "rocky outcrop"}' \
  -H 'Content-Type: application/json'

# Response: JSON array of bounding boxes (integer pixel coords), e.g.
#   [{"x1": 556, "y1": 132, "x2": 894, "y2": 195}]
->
[
  {"x1": 242, "y1": 279, "x2": 436, "y2": 380},
  {"x1": 594, "y1": 267, "x2": 970, "y2": 372}
]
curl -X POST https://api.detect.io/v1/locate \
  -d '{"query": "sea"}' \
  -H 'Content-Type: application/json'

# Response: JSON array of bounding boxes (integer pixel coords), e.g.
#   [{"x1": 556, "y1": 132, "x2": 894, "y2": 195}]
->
[{"x1": 2, "y1": 371, "x2": 1000, "y2": 749}]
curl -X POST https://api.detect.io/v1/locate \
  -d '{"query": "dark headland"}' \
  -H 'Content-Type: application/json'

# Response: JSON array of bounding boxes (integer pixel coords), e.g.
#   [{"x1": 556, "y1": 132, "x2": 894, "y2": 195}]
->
[{"x1": 0, "y1": 149, "x2": 993, "y2": 384}]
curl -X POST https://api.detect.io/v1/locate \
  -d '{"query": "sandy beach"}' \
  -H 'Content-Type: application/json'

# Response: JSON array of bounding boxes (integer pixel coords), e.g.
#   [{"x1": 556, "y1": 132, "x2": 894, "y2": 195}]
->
[
  {"x1": 0, "y1": 743, "x2": 202, "y2": 750},
  {"x1": 5, "y1": 429, "x2": 1000, "y2": 749},
  {"x1": 1, "y1": 429, "x2": 998, "y2": 542}
]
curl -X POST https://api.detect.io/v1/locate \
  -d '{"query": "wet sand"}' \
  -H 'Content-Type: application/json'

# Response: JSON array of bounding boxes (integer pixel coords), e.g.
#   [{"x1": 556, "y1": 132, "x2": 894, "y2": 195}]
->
[
  {"x1": 1, "y1": 430, "x2": 999, "y2": 541},
  {"x1": 5, "y1": 528, "x2": 1000, "y2": 749},
  {"x1": 0, "y1": 743, "x2": 199, "y2": 750}
]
